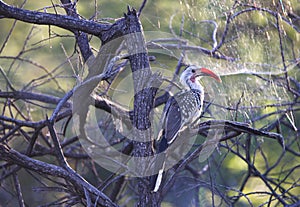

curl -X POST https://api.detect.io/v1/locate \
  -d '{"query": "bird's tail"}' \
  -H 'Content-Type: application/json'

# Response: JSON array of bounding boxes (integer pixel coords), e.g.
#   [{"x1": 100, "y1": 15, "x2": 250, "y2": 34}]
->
[
  {"x1": 151, "y1": 135, "x2": 168, "y2": 192},
  {"x1": 152, "y1": 153, "x2": 166, "y2": 192}
]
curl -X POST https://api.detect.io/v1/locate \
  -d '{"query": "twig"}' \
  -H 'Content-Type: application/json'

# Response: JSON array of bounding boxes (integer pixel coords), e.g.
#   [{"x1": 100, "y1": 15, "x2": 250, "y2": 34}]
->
[
  {"x1": 211, "y1": 2, "x2": 236, "y2": 53},
  {"x1": 200, "y1": 20, "x2": 218, "y2": 49},
  {"x1": 0, "y1": 66, "x2": 16, "y2": 91},
  {"x1": 0, "y1": 125, "x2": 20, "y2": 143},
  {"x1": 60, "y1": 0, "x2": 93, "y2": 62},
  {"x1": 13, "y1": 172, "x2": 25, "y2": 207},
  {"x1": 84, "y1": 187, "x2": 92, "y2": 207},
  {"x1": 147, "y1": 42, "x2": 236, "y2": 61},
  {"x1": 0, "y1": 115, "x2": 45, "y2": 128},
  {"x1": 138, "y1": 0, "x2": 147, "y2": 17},
  {"x1": 0, "y1": 19, "x2": 17, "y2": 54},
  {"x1": 46, "y1": 119, "x2": 69, "y2": 168}
]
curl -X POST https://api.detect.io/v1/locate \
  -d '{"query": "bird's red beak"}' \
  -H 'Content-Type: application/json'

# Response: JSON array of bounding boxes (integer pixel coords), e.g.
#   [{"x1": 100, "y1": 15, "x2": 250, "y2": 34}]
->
[{"x1": 199, "y1": 68, "x2": 222, "y2": 82}]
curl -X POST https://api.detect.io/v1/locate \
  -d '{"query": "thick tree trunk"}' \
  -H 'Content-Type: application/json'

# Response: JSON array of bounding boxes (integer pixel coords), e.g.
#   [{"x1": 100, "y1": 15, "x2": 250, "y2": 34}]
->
[
  {"x1": 71, "y1": 6, "x2": 161, "y2": 205},
  {"x1": 123, "y1": 7, "x2": 161, "y2": 207}
]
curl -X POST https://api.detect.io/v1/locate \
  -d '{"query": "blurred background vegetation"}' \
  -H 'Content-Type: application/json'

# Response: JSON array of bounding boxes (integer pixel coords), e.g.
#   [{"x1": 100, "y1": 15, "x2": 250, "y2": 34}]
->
[{"x1": 0, "y1": 0, "x2": 299, "y2": 206}]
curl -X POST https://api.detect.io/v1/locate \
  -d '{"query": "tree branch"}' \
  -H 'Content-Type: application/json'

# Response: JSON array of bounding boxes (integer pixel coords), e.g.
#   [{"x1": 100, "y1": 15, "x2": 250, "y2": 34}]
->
[
  {"x1": 123, "y1": 6, "x2": 161, "y2": 206},
  {"x1": 0, "y1": 1, "x2": 111, "y2": 38},
  {"x1": 0, "y1": 144, "x2": 119, "y2": 207},
  {"x1": 0, "y1": 91, "x2": 71, "y2": 107},
  {"x1": 162, "y1": 120, "x2": 285, "y2": 195},
  {"x1": 60, "y1": 0, "x2": 93, "y2": 62}
]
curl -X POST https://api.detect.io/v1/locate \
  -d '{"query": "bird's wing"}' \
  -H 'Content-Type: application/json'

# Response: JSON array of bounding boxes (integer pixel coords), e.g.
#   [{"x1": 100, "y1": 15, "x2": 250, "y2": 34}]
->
[{"x1": 163, "y1": 91, "x2": 193, "y2": 144}]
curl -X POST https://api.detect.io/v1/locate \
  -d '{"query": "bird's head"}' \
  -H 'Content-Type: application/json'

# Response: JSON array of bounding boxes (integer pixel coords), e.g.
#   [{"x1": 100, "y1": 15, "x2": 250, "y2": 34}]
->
[{"x1": 180, "y1": 65, "x2": 221, "y2": 90}]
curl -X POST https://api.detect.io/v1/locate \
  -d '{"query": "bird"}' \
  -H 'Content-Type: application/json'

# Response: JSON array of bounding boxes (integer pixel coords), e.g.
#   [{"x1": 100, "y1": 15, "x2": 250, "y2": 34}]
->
[{"x1": 152, "y1": 65, "x2": 221, "y2": 192}]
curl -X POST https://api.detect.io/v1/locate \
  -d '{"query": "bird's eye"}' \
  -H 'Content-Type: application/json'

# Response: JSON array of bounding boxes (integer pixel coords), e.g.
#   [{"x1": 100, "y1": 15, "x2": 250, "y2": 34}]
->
[{"x1": 191, "y1": 69, "x2": 195, "y2": 73}]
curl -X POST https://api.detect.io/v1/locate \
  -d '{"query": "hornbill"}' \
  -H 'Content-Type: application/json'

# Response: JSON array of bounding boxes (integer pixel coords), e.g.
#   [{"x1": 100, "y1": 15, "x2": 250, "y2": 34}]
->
[{"x1": 152, "y1": 65, "x2": 221, "y2": 192}]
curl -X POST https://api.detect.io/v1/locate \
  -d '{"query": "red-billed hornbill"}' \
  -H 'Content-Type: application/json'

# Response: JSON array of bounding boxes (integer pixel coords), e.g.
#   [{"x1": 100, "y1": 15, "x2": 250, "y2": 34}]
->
[{"x1": 152, "y1": 65, "x2": 221, "y2": 192}]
